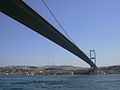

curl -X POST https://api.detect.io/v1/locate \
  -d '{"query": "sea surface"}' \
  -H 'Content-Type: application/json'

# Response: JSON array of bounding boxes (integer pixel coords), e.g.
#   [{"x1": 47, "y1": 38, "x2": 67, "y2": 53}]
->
[{"x1": 0, "y1": 74, "x2": 120, "y2": 90}]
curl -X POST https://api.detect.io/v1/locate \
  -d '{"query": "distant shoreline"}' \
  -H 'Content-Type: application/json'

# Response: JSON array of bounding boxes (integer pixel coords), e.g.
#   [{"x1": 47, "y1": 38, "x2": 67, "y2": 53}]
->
[{"x1": 0, "y1": 65, "x2": 120, "y2": 75}]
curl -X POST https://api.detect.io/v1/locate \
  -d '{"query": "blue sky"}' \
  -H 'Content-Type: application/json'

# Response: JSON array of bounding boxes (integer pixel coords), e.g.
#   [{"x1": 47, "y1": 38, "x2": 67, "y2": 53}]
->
[{"x1": 0, "y1": 0, "x2": 120, "y2": 67}]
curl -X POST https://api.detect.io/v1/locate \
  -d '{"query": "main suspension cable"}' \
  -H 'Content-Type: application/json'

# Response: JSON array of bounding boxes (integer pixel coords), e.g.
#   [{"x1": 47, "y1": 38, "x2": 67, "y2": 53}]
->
[{"x1": 41, "y1": 0, "x2": 77, "y2": 45}]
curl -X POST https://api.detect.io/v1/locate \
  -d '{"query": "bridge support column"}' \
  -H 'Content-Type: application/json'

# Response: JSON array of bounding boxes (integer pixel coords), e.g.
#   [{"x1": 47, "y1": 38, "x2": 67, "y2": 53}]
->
[
  {"x1": 90, "y1": 50, "x2": 97, "y2": 74},
  {"x1": 88, "y1": 66, "x2": 97, "y2": 74}
]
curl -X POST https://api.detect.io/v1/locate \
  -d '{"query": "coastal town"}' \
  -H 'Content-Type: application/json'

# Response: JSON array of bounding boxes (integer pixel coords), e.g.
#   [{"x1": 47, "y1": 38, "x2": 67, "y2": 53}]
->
[{"x1": 0, "y1": 65, "x2": 120, "y2": 75}]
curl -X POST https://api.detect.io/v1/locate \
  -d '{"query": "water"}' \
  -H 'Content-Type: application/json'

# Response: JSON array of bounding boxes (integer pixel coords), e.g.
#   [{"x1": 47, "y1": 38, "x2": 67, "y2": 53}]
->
[{"x1": 0, "y1": 74, "x2": 120, "y2": 90}]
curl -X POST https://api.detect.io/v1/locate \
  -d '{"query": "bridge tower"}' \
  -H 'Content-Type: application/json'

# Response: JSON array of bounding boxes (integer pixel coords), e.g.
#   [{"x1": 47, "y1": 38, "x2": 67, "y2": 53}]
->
[
  {"x1": 90, "y1": 50, "x2": 97, "y2": 73},
  {"x1": 90, "y1": 50, "x2": 96, "y2": 65}
]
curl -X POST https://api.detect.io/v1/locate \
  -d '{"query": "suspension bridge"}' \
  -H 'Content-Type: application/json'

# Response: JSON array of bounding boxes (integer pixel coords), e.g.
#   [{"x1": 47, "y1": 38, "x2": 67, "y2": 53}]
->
[{"x1": 0, "y1": 0, "x2": 97, "y2": 70}]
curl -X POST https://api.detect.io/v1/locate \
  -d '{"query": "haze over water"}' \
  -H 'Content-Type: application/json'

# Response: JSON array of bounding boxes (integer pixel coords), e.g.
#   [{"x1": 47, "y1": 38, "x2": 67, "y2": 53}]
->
[{"x1": 0, "y1": 74, "x2": 120, "y2": 90}]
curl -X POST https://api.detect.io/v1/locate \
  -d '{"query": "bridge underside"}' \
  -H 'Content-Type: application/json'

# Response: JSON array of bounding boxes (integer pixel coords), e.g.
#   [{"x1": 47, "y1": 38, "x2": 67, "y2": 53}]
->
[{"x1": 0, "y1": 0, "x2": 97, "y2": 69}]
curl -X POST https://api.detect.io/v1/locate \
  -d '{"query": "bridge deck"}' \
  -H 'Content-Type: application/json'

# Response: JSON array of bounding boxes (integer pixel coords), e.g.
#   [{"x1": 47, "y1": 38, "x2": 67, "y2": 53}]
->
[{"x1": 0, "y1": 0, "x2": 97, "y2": 69}]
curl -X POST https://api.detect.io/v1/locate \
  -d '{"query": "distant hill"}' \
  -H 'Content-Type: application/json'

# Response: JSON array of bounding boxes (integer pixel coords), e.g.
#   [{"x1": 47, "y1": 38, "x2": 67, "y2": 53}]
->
[
  {"x1": 42, "y1": 65, "x2": 86, "y2": 70},
  {"x1": 98, "y1": 65, "x2": 120, "y2": 74}
]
